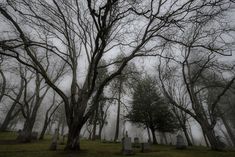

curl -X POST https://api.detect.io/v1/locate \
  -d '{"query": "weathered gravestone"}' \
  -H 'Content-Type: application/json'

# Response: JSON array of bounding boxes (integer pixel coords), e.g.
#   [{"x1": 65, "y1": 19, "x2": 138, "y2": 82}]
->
[
  {"x1": 49, "y1": 129, "x2": 59, "y2": 150},
  {"x1": 133, "y1": 137, "x2": 140, "y2": 148},
  {"x1": 141, "y1": 143, "x2": 151, "y2": 152},
  {"x1": 31, "y1": 132, "x2": 38, "y2": 140},
  {"x1": 60, "y1": 134, "x2": 66, "y2": 145},
  {"x1": 176, "y1": 135, "x2": 186, "y2": 149},
  {"x1": 122, "y1": 137, "x2": 134, "y2": 155}
]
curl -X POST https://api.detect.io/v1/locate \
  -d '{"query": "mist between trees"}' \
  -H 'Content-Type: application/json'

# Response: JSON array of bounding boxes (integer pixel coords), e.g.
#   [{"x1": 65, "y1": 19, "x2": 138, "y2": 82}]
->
[{"x1": 0, "y1": 0, "x2": 235, "y2": 151}]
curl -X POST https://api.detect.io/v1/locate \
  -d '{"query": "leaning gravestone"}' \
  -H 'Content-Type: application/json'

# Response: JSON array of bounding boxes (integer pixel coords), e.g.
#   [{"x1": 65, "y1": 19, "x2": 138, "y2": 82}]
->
[
  {"x1": 122, "y1": 137, "x2": 134, "y2": 155},
  {"x1": 49, "y1": 129, "x2": 59, "y2": 150},
  {"x1": 141, "y1": 143, "x2": 151, "y2": 152},
  {"x1": 133, "y1": 137, "x2": 140, "y2": 148},
  {"x1": 176, "y1": 135, "x2": 186, "y2": 149}
]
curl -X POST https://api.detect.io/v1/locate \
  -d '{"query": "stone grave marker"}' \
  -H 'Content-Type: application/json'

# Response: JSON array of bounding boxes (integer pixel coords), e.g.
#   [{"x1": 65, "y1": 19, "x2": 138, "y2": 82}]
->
[
  {"x1": 133, "y1": 137, "x2": 140, "y2": 148},
  {"x1": 49, "y1": 129, "x2": 59, "y2": 150},
  {"x1": 31, "y1": 132, "x2": 38, "y2": 140},
  {"x1": 141, "y1": 143, "x2": 151, "y2": 152},
  {"x1": 176, "y1": 135, "x2": 186, "y2": 149},
  {"x1": 216, "y1": 136, "x2": 226, "y2": 150},
  {"x1": 60, "y1": 134, "x2": 66, "y2": 145},
  {"x1": 122, "y1": 137, "x2": 134, "y2": 155}
]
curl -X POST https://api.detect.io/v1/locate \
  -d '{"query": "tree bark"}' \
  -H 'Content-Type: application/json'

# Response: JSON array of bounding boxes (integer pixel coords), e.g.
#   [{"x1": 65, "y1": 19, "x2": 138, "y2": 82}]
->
[
  {"x1": 200, "y1": 121, "x2": 222, "y2": 150},
  {"x1": 65, "y1": 126, "x2": 81, "y2": 151},
  {"x1": 219, "y1": 108, "x2": 235, "y2": 146},
  {"x1": 163, "y1": 133, "x2": 168, "y2": 145},
  {"x1": 1, "y1": 77, "x2": 24, "y2": 131},
  {"x1": 92, "y1": 106, "x2": 98, "y2": 140},
  {"x1": 0, "y1": 109, "x2": 20, "y2": 131},
  {"x1": 98, "y1": 123, "x2": 104, "y2": 140},
  {"x1": 150, "y1": 127, "x2": 158, "y2": 144},
  {"x1": 114, "y1": 81, "x2": 122, "y2": 142},
  {"x1": 182, "y1": 126, "x2": 193, "y2": 146},
  {"x1": 17, "y1": 119, "x2": 34, "y2": 142},
  {"x1": 146, "y1": 125, "x2": 151, "y2": 143},
  {"x1": 39, "y1": 117, "x2": 49, "y2": 140}
]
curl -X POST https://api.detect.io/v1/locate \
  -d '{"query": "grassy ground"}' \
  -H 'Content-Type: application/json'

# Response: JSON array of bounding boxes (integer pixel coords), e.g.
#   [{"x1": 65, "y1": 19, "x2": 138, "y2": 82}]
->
[{"x1": 0, "y1": 132, "x2": 235, "y2": 157}]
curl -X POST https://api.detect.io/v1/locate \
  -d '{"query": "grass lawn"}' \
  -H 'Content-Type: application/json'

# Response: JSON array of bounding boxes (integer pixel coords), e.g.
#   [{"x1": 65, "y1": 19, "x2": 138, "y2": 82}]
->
[{"x1": 0, "y1": 132, "x2": 235, "y2": 157}]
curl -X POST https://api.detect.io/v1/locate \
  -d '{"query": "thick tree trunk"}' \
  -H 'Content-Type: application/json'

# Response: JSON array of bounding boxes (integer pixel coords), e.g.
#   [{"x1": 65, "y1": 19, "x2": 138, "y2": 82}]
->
[
  {"x1": 220, "y1": 128, "x2": 233, "y2": 147},
  {"x1": 200, "y1": 121, "x2": 222, "y2": 150},
  {"x1": 182, "y1": 126, "x2": 193, "y2": 146},
  {"x1": 150, "y1": 127, "x2": 158, "y2": 144},
  {"x1": 202, "y1": 128, "x2": 210, "y2": 147},
  {"x1": 1, "y1": 78, "x2": 23, "y2": 132},
  {"x1": 0, "y1": 108, "x2": 20, "y2": 131},
  {"x1": 220, "y1": 112, "x2": 235, "y2": 146},
  {"x1": 65, "y1": 126, "x2": 81, "y2": 151},
  {"x1": 17, "y1": 120, "x2": 34, "y2": 142}
]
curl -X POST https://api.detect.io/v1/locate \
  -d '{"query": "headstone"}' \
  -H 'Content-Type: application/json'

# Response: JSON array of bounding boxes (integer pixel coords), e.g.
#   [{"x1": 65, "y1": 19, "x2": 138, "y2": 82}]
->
[
  {"x1": 49, "y1": 129, "x2": 59, "y2": 150},
  {"x1": 31, "y1": 132, "x2": 38, "y2": 140},
  {"x1": 216, "y1": 136, "x2": 226, "y2": 150},
  {"x1": 141, "y1": 143, "x2": 151, "y2": 152},
  {"x1": 122, "y1": 137, "x2": 134, "y2": 155},
  {"x1": 133, "y1": 137, "x2": 140, "y2": 148},
  {"x1": 176, "y1": 135, "x2": 186, "y2": 149},
  {"x1": 60, "y1": 135, "x2": 66, "y2": 145},
  {"x1": 125, "y1": 131, "x2": 128, "y2": 137}
]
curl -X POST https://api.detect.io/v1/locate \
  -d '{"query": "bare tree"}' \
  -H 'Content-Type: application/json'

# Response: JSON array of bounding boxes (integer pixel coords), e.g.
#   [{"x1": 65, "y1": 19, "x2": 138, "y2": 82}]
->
[
  {"x1": 39, "y1": 91, "x2": 61, "y2": 140},
  {"x1": 0, "y1": 56, "x2": 6, "y2": 103},
  {"x1": 1, "y1": 0, "x2": 234, "y2": 150},
  {"x1": 0, "y1": 77, "x2": 23, "y2": 131}
]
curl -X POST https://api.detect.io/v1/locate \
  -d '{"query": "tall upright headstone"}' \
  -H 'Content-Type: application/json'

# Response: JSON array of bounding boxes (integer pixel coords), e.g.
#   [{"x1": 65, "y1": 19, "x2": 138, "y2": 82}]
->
[
  {"x1": 122, "y1": 137, "x2": 134, "y2": 155},
  {"x1": 133, "y1": 137, "x2": 140, "y2": 148},
  {"x1": 176, "y1": 135, "x2": 186, "y2": 149},
  {"x1": 49, "y1": 129, "x2": 59, "y2": 150}
]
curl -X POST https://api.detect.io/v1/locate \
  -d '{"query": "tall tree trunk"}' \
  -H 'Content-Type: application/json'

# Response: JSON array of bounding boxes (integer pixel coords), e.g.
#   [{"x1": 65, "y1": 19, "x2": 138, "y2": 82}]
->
[
  {"x1": 39, "y1": 116, "x2": 49, "y2": 140},
  {"x1": 146, "y1": 125, "x2": 151, "y2": 143},
  {"x1": 92, "y1": 106, "x2": 98, "y2": 140},
  {"x1": 61, "y1": 119, "x2": 65, "y2": 136},
  {"x1": 150, "y1": 127, "x2": 158, "y2": 144},
  {"x1": 200, "y1": 121, "x2": 222, "y2": 150},
  {"x1": 65, "y1": 125, "x2": 81, "y2": 151},
  {"x1": 0, "y1": 108, "x2": 20, "y2": 131},
  {"x1": 0, "y1": 69, "x2": 6, "y2": 103},
  {"x1": 39, "y1": 122, "x2": 48, "y2": 140},
  {"x1": 163, "y1": 132, "x2": 168, "y2": 145},
  {"x1": 187, "y1": 121, "x2": 195, "y2": 145},
  {"x1": 201, "y1": 126, "x2": 210, "y2": 147},
  {"x1": 182, "y1": 126, "x2": 193, "y2": 146},
  {"x1": 17, "y1": 119, "x2": 34, "y2": 142},
  {"x1": 219, "y1": 109, "x2": 235, "y2": 146},
  {"x1": 98, "y1": 123, "x2": 104, "y2": 140},
  {"x1": 220, "y1": 128, "x2": 233, "y2": 147},
  {"x1": 1, "y1": 77, "x2": 24, "y2": 131},
  {"x1": 114, "y1": 81, "x2": 122, "y2": 142}
]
